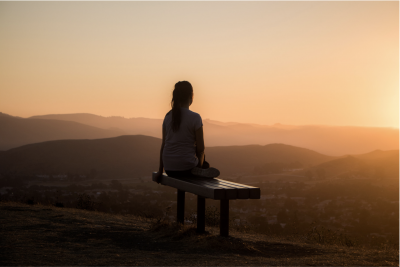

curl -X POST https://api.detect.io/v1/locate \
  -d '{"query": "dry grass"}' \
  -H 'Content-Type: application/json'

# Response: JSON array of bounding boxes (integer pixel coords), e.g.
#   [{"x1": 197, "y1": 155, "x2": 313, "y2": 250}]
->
[{"x1": 0, "y1": 201, "x2": 398, "y2": 266}]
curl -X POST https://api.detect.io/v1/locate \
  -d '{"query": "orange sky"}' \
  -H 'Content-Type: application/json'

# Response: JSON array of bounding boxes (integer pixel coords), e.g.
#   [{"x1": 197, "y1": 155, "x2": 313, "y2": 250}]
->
[{"x1": 0, "y1": 2, "x2": 398, "y2": 128}]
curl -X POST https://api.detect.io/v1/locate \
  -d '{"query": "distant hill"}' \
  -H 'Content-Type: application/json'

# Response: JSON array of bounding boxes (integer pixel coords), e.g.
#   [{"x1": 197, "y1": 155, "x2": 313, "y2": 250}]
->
[
  {"x1": 29, "y1": 113, "x2": 399, "y2": 156},
  {"x1": 0, "y1": 113, "x2": 125, "y2": 150},
  {"x1": 353, "y1": 149, "x2": 399, "y2": 162},
  {"x1": 311, "y1": 150, "x2": 399, "y2": 179},
  {"x1": 0, "y1": 135, "x2": 159, "y2": 178},
  {"x1": 0, "y1": 136, "x2": 336, "y2": 178},
  {"x1": 30, "y1": 113, "x2": 162, "y2": 137},
  {"x1": 0, "y1": 112, "x2": 22, "y2": 119},
  {"x1": 206, "y1": 144, "x2": 335, "y2": 175}
]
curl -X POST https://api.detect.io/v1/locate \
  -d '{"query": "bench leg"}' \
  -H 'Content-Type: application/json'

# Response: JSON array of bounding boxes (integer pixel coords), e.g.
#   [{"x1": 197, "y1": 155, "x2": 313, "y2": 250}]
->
[
  {"x1": 177, "y1": 189, "x2": 185, "y2": 225},
  {"x1": 220, "y1": 199, "x2": 229, "y2": 237},
  {"x1": 197, "y1": 196, "x2": 205, "y2": 233}
]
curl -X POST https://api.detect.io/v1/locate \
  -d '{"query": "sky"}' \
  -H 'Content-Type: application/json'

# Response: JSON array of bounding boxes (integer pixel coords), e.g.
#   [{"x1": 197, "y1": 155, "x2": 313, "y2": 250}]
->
[{"x1": 0, "y1": 1, "x2": 398, "y2": 128}]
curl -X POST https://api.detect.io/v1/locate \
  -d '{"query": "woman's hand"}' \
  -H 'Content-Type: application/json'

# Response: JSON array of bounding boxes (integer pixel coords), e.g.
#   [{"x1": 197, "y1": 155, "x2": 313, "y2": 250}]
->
[{"x1": 154, "y1": 171, "x2": 163, "y2": 184}]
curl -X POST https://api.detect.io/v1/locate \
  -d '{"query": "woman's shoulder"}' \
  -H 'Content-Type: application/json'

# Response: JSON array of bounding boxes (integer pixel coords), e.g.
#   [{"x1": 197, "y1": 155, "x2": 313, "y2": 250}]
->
[
  {"x1": 183, "y1": 109, "x2": 202, "y2": 129},
  {"x1": 163, "y1": 110, "x2": 172, "y2": 124},
  {"x1": 163, "y1": 110, "x2": 172, "y2": 119},
  {"x1": 184, "y1": 108, "x2": 201, "y2": 118}
]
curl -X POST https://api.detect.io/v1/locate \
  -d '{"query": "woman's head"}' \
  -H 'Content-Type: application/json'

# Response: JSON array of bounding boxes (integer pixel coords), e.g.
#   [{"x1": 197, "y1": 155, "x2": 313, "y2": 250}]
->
[
  {"x1": 172, "y1": 81, "x2": 193, "y2": 108},
  {"x1": 171, "y1": 81, "x2": 193, "y2": 132}
]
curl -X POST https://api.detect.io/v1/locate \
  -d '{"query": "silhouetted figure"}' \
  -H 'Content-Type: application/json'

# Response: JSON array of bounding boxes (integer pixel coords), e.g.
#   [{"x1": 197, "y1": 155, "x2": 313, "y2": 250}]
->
[{"x1": 154, "y1": 81, "x2": 219, "y2": 182}]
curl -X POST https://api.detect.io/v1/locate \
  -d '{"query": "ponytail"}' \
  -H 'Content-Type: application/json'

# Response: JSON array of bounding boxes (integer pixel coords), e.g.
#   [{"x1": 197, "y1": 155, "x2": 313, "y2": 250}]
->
[
  {"x1": 171, "y1": 98, "x2": 182, "y2": 132},
  {"x1": 171, "y1": 81, "x2": 193, "y2": 132}
]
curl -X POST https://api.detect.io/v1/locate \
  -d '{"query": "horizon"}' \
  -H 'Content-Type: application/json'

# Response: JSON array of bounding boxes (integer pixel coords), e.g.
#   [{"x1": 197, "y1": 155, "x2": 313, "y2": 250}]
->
[
  {"x1": 2, "y1": 110, "x2": 400, "y2": 129},
  {"x1": 1, "y1": 109, "x2": 398, "y2": 156},
  {"x1": 0, "y1": 2, "x2": 399, "y2": 128}
]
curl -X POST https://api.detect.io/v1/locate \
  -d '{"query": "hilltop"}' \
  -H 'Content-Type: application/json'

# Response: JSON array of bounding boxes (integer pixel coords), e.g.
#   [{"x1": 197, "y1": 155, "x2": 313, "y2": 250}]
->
[
  {"x1": 0, "y1": 135, "x2": 335, "y2": 177},
  {"x1": 308, "y1": 150, "x2": 399, "y2": 180},
  {"x1": 0, "y1": 202, "x2": 397, "y2": 266},
  {"x1": 0, "y1": 113, "x2": 124, "y2": 151}
]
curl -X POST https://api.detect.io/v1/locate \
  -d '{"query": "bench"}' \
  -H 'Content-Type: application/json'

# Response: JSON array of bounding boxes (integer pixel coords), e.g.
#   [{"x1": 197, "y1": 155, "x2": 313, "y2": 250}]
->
[{"x1": 152, "y1": 172, "x2": 261, "y2": 237}]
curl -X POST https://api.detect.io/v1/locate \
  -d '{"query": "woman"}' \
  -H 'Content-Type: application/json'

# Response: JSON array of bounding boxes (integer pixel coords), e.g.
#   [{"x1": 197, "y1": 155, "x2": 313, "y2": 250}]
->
[{"x1": 154, "y1": 81, "x2": 220, "y2": 182}]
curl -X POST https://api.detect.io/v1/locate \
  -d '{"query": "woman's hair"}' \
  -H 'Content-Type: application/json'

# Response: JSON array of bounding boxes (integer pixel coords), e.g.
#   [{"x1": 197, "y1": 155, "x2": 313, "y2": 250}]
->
[{"x1": 171, "y1": 81, "x2": 193, "y2": 132}]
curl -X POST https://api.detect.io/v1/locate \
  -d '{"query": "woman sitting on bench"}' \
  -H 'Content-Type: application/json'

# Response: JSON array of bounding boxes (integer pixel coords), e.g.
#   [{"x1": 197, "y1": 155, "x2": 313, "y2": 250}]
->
[{"x1": 154, "y1": 81, "x2": 220, "y2": 182}]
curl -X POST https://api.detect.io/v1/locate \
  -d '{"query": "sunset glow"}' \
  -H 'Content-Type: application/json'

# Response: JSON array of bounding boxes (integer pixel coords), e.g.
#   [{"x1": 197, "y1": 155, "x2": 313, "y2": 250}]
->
[{"x1": 0, "y1": 1, "x2": 398, "y2": 127}]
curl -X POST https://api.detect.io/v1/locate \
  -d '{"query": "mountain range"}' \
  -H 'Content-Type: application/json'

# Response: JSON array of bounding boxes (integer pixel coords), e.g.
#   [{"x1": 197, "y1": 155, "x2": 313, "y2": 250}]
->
[
  {"x1": 0, "y1": 112, "x2": 395, "y2": 155},
  {"x1": 0, "y1": 112, "x2": 123, "y2": 151}
]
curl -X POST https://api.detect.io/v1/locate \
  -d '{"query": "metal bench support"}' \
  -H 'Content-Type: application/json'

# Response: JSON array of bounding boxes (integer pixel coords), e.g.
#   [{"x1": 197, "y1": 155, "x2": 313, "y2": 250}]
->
[
  {"x1": 197, "y1": 196, "x2": 205, "y2": 233},
  {"x1": 177, "y1": 189, "x2": 185, "y2": 224},
  {"x1": 220, "y1": 199, "x2": 229, "y2": 237}
]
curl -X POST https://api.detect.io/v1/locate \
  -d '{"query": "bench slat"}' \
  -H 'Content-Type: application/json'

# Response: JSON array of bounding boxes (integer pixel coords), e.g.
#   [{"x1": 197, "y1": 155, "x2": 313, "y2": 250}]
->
[
  {"x1": 214, "y1": 179, "x2": 260, "y2": 199},
  {"x1": 190, "y1": 178, "x2": 256, "y2": 199},
  {"x1": 152, "y1": 172, "x2": 260, "y2": 200},
  {"x1": 215, "y1": 178, "x2": 258, "y2": 188},
  {"x1": 184, "y1": 178, "x2": 240, "y2": 199},
  {"x1": 194, "y1": 179, "x2": 250, "y2": 199},
  {"x1": 153, "y1": 173, "x2": 225, "y2": 199}
]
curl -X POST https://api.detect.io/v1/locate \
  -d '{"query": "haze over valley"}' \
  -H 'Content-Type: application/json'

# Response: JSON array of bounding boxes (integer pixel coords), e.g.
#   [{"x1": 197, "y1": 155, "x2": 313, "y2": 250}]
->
[{"x1": 1, "y1": 112, "x2": 398, "y2": 156}]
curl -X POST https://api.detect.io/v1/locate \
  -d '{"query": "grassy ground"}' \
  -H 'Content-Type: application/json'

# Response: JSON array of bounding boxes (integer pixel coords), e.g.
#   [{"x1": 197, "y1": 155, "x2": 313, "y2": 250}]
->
[{"x1": 0, "y1": 201, "x2": 398, "y2": 266}]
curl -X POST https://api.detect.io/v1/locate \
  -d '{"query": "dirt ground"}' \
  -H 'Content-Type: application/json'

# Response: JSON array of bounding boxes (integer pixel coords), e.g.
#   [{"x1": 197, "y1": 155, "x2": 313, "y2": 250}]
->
[{"x1": 0, "y1": 202, "x2": 398, "y2": 266}]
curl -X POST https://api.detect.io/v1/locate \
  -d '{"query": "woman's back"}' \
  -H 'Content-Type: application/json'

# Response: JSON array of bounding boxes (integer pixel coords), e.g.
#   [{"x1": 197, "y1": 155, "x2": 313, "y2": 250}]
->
[
  {"x1": 154, "y1": 80, "x2": 219, "y2": 182},
  {"x1": 162, "y1": 108, "x2": 203, "y2": 171}
]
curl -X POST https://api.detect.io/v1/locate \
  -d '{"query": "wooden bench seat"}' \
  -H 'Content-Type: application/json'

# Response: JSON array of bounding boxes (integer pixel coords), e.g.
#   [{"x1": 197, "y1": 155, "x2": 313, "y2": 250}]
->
[{"x1": 152, "y1": 172, "x2": 261, "y2": 236}]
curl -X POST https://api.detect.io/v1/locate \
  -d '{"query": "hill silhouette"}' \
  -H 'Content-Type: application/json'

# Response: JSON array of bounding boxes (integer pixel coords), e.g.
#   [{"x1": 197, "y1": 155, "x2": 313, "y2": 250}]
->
[
  {"x1": 0, "y1": 113, "x2": 125, "y2": 151},
  {"x1": 31, "y1": 113, "x2": 399, "y2": 156},
  {"x1": 0, "y1": 135, "x2": 335, "y2": 178},
  {"x1": 206, "y1": 144, "x2": 334, "y2": 175},
  {"x1": 0, "y1": 202, "x2": 397, "y2": 266},
  {"x1": 30, "y1": 113, "x2": 161, "y2": 137},
  {"x1": 29, "y1": 112, "x2": 399, "y2": 156},
  {"x1": 0, "y1": 135, "x2": 159, "y2": 178},
  {"x1": 354, "y1": 149, "x2": 399, "y2": 162},
  {"x1": 308, "y1": 150, "x2": 399, "y2": 180}
]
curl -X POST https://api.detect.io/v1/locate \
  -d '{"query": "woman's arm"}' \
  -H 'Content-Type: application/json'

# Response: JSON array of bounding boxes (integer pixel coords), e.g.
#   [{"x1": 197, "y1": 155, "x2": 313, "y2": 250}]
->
[
  {"x1": 155, "y1": 124, "x2": 166, "y2": 183},
  {"x1": 195, "y1": 126, "x2": 205, "y2": 167}
]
